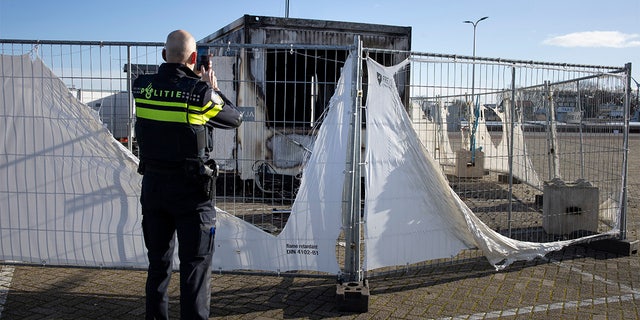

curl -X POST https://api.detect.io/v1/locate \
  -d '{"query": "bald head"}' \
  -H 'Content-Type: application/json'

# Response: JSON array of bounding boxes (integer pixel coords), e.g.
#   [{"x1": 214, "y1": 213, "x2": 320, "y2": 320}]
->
[{"x1": 163, "y1": 30, "x2": 197, "y2": 65}]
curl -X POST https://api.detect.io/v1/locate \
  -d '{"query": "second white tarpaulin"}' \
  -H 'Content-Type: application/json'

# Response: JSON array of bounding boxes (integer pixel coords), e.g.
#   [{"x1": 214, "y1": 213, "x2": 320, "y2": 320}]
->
[{"x1": 362, "y1": 57, "x2": 615, "y2": 271}]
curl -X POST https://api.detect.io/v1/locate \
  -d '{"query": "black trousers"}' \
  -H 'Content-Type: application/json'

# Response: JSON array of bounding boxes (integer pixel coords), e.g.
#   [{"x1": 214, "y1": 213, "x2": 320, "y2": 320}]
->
[{"x1": 140, "y1": 172, "x2": 216, "y2": 320}]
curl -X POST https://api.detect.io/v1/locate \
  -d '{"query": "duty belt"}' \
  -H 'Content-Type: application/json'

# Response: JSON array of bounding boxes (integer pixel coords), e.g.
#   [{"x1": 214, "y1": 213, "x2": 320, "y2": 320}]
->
[{"x1": 139, "y1": 159, "x2": 217, "y2": 177}]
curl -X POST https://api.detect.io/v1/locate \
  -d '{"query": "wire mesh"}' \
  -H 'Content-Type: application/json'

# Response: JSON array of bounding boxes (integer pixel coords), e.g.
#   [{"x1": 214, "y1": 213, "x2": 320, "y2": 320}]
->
[
  {"x1": 386, "y1": 51, "x2": 628, "y2": 249},
  {"x1": 0, "y1": 40, "x2": 634, "y2": 277}
]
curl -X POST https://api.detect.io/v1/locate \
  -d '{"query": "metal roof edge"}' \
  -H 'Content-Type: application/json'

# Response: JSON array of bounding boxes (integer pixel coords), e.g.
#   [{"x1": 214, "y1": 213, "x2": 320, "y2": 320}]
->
[{"x1": 198, "y1": 14, "x2": 412, "y2": 44}]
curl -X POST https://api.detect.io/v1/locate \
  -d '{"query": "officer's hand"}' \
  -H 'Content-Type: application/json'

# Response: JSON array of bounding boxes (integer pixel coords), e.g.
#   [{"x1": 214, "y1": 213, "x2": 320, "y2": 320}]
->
[{"x1": 200, "y1": 62, "x2": 219, "y2": 91}]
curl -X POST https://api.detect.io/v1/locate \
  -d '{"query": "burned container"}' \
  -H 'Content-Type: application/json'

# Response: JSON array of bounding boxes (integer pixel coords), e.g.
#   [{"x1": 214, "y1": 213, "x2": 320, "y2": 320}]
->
[{"x1": 198, "y1": 15, "x2": 411, "y2": 198}]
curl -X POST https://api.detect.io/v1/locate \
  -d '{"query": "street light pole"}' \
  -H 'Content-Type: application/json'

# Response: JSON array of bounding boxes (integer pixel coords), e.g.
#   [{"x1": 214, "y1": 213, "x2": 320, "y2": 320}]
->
[
  {"x1": 463, "y1": 16, "x2": 488, "y2": 166},
  {"x1": 285, "y1": 0, "x2": 290, "y2": 18},
  {"x1": 463, "y1": 16, "x2": 488, "y2": 100}
]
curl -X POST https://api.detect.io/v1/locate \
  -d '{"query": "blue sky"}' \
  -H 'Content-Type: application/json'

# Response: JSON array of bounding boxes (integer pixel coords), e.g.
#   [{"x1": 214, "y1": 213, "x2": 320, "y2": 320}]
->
[{"x1": 1, "y1": 0, "x2": 639, "y2": 81}]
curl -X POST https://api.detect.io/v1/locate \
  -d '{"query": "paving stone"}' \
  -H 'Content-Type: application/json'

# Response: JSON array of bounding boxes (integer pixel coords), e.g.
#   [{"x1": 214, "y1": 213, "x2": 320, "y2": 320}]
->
[{"x1": 1, "y1": 177, "x2": 638, "y2": 319}]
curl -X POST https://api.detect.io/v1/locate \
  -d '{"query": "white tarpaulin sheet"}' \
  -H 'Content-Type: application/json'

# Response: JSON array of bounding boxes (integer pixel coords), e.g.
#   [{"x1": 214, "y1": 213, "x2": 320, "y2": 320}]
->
[
  {"x1": 489, "y1": 100, "x2": 542, "y2": 188},
  {"x1": 415, "y1": 100, "x2": 455, "y2": 166},
  {"x1": 211, "y1": 56, "x2": 353, "y2": 274},
  {"x1": 364, "y1": 58, "x2": 475, "y2": 270},
  {"x1": 0, "y1": 54, "x2": 147, "y2": 268},
  {"x1": 362, "y1": 58, "x2": 612, "y2": 270},
  {"x1": 0, "y1": 53, "x2": 348, "y2": 274}
]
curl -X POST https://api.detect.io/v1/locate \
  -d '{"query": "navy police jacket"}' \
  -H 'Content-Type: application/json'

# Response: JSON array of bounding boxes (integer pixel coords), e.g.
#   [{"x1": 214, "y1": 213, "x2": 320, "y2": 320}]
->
[{"x1": 133, "y1": 63, "x2": 242, "y2": 165}]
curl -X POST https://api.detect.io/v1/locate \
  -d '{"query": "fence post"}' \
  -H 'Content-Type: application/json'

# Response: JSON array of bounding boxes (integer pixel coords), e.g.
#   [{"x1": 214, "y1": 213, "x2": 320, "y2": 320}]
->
[
  {"x1": 126, "y1": 45, "x2": 134, "y2": 152},
  {"x1": 589, "y1": 63, "x2": 638, "y2": 255},
  {"x1": 336, "y1": 35, "x2": 369, "y2": 313},
  {"x1": 576, "y1": 80, "x2": 586, "y2": 178},
  {"x1": 545, "y1": 81, "x2": 560, "y2": 180},
  {"x1": 620, "y1": 63, "x2": 632, "y2": 240},
  {"x1": 507, "y1": 66, "x2": 516, "y2": 237}
]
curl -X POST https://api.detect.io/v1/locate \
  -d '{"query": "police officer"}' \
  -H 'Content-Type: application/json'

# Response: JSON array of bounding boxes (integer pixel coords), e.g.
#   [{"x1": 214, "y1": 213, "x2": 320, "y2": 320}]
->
[{"x1": 133, "y1": 30, "x2": 242, "y2": 320}]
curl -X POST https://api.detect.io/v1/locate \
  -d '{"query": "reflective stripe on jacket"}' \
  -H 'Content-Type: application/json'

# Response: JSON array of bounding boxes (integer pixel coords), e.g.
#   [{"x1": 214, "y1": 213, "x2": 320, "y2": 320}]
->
[{"x1": 135, "y1": 97, "x2": 223, "y2": 125}]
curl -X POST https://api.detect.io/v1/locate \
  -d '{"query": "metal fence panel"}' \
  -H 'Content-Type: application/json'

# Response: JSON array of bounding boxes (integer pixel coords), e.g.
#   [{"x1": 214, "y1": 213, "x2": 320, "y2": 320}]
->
[
  {"x1": 363, "y1": 49, "x2": 631, "y2": 276},
  {"x1": 0, "y1": 40, "x2": 634, "y2": 277}
]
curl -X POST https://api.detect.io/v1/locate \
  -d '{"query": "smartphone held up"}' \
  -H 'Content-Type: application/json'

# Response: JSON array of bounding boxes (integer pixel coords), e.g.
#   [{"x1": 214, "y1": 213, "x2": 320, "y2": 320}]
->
[{"x1": 197, "y1": 46, "x2": 211, "y2": 72}]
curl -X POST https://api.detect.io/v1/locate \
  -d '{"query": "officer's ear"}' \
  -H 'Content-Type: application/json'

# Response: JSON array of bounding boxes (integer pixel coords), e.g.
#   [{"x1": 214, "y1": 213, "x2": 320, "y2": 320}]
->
[
  {"x1": 162, "y1": 48, "x2": 167, "y2": 62},
  {"x1": 188, "y1": 51, "x2": 197, "y2": 65}
]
